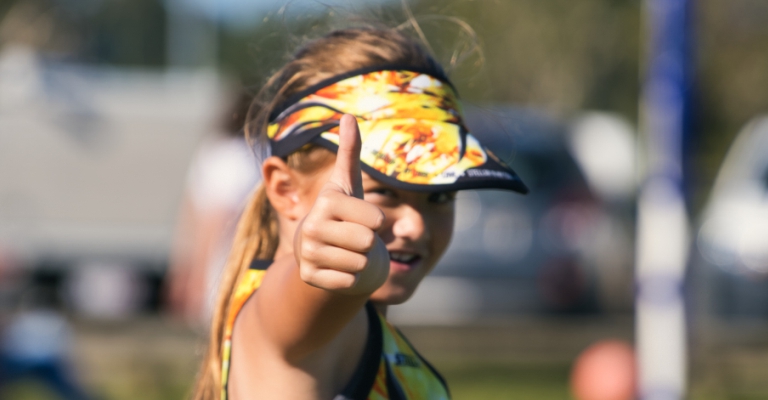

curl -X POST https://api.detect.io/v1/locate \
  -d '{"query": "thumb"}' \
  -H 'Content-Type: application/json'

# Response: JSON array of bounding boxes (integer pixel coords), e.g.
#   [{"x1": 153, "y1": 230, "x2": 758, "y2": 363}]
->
[{"x1": 329, "y1": 114, "x2": 363, "y2": 199}]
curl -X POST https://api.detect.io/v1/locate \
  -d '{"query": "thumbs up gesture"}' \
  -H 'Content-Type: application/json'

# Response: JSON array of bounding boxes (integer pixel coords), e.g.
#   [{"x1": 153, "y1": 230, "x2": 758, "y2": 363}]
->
[{"x1": 295, "y1": 115, "x2": 390, "y2": 295}]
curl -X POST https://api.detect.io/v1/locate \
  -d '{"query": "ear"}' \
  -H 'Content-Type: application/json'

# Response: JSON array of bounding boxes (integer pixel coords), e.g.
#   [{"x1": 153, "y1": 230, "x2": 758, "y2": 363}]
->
[{"x1": 262, "y1": 156, "x2": 302, "y2": 220}]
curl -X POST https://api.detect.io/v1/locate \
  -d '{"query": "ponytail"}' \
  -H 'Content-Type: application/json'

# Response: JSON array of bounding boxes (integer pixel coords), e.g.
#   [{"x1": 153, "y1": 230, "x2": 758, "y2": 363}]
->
[{"x1": 192, "y1": 184, "x2": 277, "y2": 400}]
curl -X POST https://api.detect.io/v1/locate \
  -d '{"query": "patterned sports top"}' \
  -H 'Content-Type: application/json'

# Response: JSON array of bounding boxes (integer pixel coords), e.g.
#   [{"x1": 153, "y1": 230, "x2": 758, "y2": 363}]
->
[{"x1": 221, "y1": 259, "x2": 451, "y2": 400}]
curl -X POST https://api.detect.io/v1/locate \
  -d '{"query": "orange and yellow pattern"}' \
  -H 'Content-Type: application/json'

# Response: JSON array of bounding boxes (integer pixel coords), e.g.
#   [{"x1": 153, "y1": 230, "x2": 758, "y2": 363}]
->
[
  {"x1": 367, "y1": 313, "x2": 451, "y2": 400},
  {"x1": 267, "y1": 70, "x2": 488, "y2": 186},
  {"x1": 220, "y1": 268, "x2": 266, "y2": 400},
  {"x1": 219, "y1": 264, "x2": 449, "y2": 400}
]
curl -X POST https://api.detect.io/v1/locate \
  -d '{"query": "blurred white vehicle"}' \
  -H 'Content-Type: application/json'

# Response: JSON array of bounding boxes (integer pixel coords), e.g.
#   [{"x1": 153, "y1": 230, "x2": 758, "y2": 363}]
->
[
  {"x1": 696, "y1": 117, "x2": 768, "y2": 317},
  {"x1": 698, "y1": 117, "x2": 768, "y2": 275}
]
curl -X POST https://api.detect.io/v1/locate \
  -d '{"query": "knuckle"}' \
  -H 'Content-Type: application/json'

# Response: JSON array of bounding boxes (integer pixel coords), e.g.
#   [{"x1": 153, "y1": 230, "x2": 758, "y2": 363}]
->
[
  {"x1": 302, "y1": 219, "x2": 321, "y2": 238},
  {"x1": 329, "y1": 188, "x2": 347, "y2": 200},
  {"x1": 299, "y1": 265, "x2": 315, "y2": 283},
  {"x1": 313, "y1": 195, "x2": 333, "y2": 213},
  {"x1": 301, "y1": 241, "x2": 322, "y2": 261},
  {"x1": 328, "y1": 181, "x2": 352, "y2": 197}
]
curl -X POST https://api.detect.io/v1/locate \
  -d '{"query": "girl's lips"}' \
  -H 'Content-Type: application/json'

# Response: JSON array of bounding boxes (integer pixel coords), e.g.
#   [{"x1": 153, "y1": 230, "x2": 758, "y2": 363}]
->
[{"x1": 388, "y1": 254, "x2": 422, "y2": 273}]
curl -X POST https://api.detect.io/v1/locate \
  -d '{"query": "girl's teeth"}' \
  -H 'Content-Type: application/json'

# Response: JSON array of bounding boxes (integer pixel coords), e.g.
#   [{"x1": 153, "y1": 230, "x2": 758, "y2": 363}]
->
[{"x1": 390, "y1": 253, "x2": 416, "y2": 263}]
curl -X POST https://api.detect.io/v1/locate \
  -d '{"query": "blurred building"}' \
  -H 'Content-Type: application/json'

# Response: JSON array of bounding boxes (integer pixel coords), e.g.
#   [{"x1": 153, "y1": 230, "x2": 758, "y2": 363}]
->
[{"x1": 0, "y1": 44, "x2": 227, "y2": 318}]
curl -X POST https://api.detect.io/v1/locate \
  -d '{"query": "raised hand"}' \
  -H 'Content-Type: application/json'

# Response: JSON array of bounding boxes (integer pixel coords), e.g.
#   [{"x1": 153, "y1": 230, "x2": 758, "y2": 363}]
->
[{"x1": 294, "y1": 114, "x2": 390, "y2": 295}]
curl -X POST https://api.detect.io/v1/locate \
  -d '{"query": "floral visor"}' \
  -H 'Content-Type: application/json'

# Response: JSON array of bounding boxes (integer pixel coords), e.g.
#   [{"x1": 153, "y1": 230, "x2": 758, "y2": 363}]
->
[{"x1": 267, "y1": 66, "x2": 529, "y2": 194}]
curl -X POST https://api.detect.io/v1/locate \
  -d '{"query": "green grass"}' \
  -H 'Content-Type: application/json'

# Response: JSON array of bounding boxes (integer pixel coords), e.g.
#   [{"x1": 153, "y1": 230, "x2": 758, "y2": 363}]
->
[
  {"x1": 7, "y1": 356, "x2": 768, "y2": 400},
  {"x1": 439, "y1": 360, "x2": 572, "y2": 400},
  {"x1": 0, "y1": 361, "x2": 573, "y2": 400},
  {"x1": 4, "y1": 318, "x2": 767, "y2": 399},
  {"x1": 0, "y1": 380, "x2": 63, "y2": 400}
]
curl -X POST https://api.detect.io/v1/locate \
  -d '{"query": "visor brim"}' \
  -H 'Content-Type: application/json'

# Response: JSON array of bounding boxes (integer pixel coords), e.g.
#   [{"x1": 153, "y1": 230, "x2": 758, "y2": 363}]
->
[{"x1": 311, "y1": 137, "x2": 529, "y2": 194}]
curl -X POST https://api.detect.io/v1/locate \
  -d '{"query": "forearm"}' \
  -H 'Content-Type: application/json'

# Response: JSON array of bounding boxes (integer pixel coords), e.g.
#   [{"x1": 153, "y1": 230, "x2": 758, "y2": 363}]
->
[{"x1": 249, "y1": 256, "x2": 369, "y2": 362}]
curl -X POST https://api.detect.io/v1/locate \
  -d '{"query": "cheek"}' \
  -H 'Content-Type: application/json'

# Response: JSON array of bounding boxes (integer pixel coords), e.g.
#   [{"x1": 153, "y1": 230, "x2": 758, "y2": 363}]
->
[{"x1": 428, "y1": 206, "x2": 455, "y2": 259}]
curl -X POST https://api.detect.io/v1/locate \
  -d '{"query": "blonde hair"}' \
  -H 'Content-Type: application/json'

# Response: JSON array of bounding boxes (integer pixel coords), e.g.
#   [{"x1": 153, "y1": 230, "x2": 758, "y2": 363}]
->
[{"x1": 192, "y1": 27, "x2": 444, "y2": 400}]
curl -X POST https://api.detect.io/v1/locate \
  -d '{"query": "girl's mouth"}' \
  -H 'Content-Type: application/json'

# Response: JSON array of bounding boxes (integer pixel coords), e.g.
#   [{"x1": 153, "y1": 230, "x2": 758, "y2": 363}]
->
[{"x1": 388, "y1": 252, "x2": 422, "y2": 271}]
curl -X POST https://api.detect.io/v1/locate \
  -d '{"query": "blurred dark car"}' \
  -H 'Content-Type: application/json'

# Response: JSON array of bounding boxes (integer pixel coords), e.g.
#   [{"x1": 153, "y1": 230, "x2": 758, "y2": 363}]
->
[{"x1": 390, "y1": 106, "x2": 635, "y2": 323}]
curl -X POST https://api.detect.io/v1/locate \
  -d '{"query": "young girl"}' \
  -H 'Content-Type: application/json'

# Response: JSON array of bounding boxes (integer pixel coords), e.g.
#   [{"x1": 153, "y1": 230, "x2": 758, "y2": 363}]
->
[{"x1": 193, "y1": 27, "x2": 528, "y2": 400}]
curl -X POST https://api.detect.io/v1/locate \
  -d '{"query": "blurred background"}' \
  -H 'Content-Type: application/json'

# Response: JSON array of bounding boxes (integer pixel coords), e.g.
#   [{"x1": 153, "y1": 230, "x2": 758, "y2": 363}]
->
[{"x1": 0, "y1": 0, "x2": 767, "y2": 399}]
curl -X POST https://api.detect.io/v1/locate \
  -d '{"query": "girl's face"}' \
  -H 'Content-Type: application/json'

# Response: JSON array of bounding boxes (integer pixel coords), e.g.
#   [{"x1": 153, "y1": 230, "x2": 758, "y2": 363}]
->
[{"x1": 361, "y1": 173, "x2": 456, "y2": 305}]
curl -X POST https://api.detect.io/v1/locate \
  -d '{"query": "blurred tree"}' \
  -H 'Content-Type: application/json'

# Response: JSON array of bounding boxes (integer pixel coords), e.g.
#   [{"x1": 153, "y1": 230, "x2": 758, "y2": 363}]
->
[
  {"x1": 407, "y1": 0, "x2": 640, "y2": 119},
  {"x1": 88, "y1": 0, "x2": 166, "y2": 66},
  {"x1": 215, "y1": 0, "x2": 640, "y2": 118},
  {"x1": 0, "y1": 0, "x2": 166, "y2": 66},
  {"x1": 214, "y1": 1, "x2": 640, "y2": 117},
  {"x1": 0, "y1": 0, "x2": 74, "y2": 53},
  {"x1": 695, "y1": 0, "x2": 768, "y2": 206}
]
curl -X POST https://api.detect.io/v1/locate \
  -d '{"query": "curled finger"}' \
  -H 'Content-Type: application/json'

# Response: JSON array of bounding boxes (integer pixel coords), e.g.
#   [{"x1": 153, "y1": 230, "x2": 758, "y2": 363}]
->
[
  {"x1": 301, "y1": 242, "x2": 369, "y2": 274},
  {"x1": 300, "y1": 267, "x2": 359, "y2": 291},
  {"x1": 310, "y1": 220, "x2": 377, "y2": 253}
]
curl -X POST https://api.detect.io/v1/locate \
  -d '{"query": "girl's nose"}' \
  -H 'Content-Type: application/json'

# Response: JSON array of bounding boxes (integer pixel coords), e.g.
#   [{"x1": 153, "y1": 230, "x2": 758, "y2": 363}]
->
[{"x1": 391, "y1": 205, "x2": 429, "y2": 242}]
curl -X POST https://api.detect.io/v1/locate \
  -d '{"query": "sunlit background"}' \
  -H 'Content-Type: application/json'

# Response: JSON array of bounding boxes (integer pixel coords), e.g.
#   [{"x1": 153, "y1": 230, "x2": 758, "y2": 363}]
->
[{"x1": 1, "y1": 0, "x2": 767, "y2": 399}]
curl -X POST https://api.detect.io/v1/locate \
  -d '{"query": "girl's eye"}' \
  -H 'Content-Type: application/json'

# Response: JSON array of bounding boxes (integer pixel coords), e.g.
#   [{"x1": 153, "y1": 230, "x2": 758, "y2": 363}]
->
[
  {"x1": 428, "y1": 191, "x2": 456, "y2": 204},
  {"x1": 366, "y1": 188, "x2": 397, "y2": 198}
]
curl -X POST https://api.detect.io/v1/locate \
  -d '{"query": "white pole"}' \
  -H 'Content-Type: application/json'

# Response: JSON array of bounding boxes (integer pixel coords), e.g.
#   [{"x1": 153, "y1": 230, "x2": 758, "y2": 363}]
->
[{"x1": 635, "y1": 0, "x2": 692, "y2": 399}]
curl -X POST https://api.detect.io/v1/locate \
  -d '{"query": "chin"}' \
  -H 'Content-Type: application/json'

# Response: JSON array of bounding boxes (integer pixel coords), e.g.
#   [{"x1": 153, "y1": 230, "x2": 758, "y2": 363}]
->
[{"x1": 370, "y1": 284, "x2": 416, "y2": 306}]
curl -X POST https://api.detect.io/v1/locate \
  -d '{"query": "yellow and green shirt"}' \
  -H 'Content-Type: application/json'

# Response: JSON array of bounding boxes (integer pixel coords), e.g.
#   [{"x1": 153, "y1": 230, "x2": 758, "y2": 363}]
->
[{"x1": 221, "y1": 259, "x2": 450, "y2": 400}]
